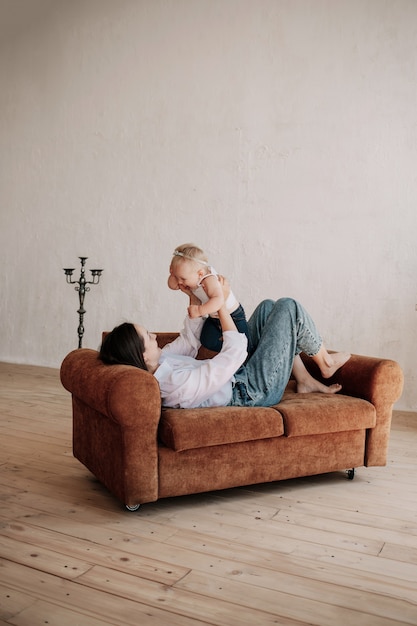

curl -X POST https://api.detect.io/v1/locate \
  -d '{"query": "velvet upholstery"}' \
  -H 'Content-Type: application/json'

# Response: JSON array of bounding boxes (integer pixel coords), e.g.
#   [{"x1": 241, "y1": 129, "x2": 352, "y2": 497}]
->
[
  {"x1": 60, "y1": 337, "x2": 404, "y2": 509},
  {"x1": 157, "y1": 430, "x2": 367, "y2": 499},
  {"x1": 276, "y1": 393, "x2": 376, "y2": 437},
  {"x1": 300, "y1": 352, "x2": 404, "y2": 466},
  {"x1": 159, "y1": 406, "x2": 284, "y2": 451},
  {"x1": 61, "y1": 349, "x2": 161, "y2": 507}
]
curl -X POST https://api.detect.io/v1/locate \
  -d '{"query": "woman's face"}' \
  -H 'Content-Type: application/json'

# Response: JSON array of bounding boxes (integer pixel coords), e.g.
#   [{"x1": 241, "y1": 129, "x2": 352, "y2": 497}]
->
[{"x1": 134, "y1": 325, "x2": 161, "y2": 369}]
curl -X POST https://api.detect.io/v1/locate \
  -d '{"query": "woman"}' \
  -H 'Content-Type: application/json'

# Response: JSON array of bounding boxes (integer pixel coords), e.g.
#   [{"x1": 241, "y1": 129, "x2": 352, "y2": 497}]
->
[{"x1": 99, "y1": 280, "x2": 350, "y2": 409}]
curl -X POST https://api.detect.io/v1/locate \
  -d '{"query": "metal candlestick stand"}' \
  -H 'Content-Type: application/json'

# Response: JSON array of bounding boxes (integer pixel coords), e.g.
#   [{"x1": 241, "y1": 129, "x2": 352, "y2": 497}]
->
[{"x1": 63, "y1": 257, "x2": 103, "y2": 348}]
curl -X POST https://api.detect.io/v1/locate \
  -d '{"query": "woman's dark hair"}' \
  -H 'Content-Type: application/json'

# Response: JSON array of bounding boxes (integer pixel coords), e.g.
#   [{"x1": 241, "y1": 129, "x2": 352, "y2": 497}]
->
[{"x1": 99, "y1": 322, "x2": 148, "y2": 371}]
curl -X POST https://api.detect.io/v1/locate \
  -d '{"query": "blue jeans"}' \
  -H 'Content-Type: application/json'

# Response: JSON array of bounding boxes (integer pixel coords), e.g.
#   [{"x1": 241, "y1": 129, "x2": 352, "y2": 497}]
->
[
  {"x1": 200, "y1": 304, "x2": 251, "y2": 353},
  {"x1": 231, "y1": 298, "x2": 322, "y2": 407}
]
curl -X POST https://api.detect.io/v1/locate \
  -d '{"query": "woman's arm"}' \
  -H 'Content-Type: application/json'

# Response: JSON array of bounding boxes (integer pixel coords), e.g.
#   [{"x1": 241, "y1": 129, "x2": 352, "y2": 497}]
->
[
  {"x1": 157, "y1": 277, "x2": 248, "y2": 408},
  {"x1": 215, "y1": 275, "x2": 238, "y2": 332},
  {"x1": 161, "y1": 315, "x2": 204, "y2": 358},
  {"x1": 217, "y1": 301, "x2": 238, "y2": 333},
  {"x1": 156, "y1": 327, "x2": 248, "y2": 408}
]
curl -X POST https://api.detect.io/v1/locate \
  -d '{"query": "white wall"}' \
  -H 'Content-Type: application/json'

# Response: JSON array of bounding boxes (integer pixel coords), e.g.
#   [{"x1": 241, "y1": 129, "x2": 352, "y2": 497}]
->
[{"x1": 1, "y1": 0, "x2": 416, "y2": 410}]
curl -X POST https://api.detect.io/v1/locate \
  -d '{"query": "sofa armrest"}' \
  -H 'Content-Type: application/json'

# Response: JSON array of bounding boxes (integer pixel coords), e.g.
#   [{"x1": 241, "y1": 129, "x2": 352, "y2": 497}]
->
[
  {"x1": 301, "y1": 353, "x2": 404, "y2": 466},
  {"x1": 60, "y1": 349, "x2": 162, "y2": 507}
]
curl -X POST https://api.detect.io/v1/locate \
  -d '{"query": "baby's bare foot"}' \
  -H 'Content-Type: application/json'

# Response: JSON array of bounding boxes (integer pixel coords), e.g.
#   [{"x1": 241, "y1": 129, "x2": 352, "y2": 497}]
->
[
  {"x1": 321, "y1": 352, "x2": 351, "y2": 379},
  {"x1": 297, "y1": 380, "x2": 342, "y2": 394}
]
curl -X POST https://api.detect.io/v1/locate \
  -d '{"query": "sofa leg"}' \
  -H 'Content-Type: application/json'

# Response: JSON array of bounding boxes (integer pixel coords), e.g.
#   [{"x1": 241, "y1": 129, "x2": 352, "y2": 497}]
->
[
  {"x1": 346, "y1": 468, "x2": 355, "y2": 480},
  {"x1": 125, "y1": 503, "x2": 141, "y2": 511}
]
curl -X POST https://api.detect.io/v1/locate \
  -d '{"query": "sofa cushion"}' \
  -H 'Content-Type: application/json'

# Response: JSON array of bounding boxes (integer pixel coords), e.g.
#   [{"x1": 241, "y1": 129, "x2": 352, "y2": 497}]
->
[
  {"x1": 159, "y1": 406, "x2": 284, "y2": 452},
  {"x1": 276, "y1": 390, "x2": 376, "y2": 437}
]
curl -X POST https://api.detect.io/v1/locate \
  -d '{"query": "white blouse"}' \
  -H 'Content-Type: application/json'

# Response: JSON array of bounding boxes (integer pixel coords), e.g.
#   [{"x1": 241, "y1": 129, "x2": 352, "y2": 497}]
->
[{"x1": 154, "y1": 316, "x2": 247, "y2": 409}]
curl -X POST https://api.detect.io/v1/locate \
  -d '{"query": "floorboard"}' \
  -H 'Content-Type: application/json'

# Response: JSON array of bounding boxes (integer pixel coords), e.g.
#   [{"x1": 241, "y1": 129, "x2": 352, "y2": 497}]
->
[{"x1": 0, "y1": 362, "x2": 416, "y2": 625}]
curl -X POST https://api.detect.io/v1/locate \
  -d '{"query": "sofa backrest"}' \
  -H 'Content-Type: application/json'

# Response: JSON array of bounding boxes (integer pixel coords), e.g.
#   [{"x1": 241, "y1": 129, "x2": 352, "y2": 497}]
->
[{"x1": 156, "y1": 332, "x2": 218, "y2": 360}]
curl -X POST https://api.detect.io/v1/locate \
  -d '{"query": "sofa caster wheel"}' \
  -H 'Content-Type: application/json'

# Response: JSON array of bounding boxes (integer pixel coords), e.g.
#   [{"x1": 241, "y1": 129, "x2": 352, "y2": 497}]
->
[
  {"x1": 125, "y1": 503, "x2": 140, "y2": 511},
  {"x1": 346, "y1": 468, "x2": 355, "y2": 480}
]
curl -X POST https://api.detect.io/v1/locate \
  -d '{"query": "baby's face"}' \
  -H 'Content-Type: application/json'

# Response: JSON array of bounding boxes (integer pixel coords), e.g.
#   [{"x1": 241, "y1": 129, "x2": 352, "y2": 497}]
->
[{"x1": 170, "y1": 260, "x2": 201, "y2": 290}]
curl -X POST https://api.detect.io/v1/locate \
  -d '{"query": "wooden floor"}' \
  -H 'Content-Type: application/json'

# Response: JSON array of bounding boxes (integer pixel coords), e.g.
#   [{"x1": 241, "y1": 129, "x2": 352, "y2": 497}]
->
[{"x1": 0, "y1": 363, "x2": 416, "y2": 626}]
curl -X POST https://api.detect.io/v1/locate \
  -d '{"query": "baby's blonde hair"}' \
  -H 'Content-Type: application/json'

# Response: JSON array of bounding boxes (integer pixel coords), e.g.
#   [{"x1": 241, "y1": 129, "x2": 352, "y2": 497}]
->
[{"x1": 171, "y1": 243, "x2": 209, "y2": 267}]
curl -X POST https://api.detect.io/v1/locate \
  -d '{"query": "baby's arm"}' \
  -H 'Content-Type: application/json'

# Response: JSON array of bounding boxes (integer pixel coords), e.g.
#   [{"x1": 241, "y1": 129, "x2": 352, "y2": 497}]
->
[{"x1": 188, "y1": 274, "x2": 224, "y2": 318}]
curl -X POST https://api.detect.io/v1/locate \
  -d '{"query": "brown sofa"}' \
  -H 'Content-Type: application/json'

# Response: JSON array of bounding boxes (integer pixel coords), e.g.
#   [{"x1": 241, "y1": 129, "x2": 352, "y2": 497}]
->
[{"x1": 60, "y1": 333, "x2": 403, "y2": 511}]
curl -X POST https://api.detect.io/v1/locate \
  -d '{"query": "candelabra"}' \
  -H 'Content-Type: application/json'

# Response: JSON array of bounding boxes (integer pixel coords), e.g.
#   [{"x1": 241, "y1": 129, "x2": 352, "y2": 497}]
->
[{"x1": 63, "y1": 257, "x2": 103, "y2": 348}]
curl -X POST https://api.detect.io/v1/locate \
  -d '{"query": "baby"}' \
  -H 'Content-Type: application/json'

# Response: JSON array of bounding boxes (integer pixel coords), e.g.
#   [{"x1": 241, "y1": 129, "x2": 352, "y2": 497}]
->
[{"x1": 168, "y1": 243, "x2": 250, "y2": 352}]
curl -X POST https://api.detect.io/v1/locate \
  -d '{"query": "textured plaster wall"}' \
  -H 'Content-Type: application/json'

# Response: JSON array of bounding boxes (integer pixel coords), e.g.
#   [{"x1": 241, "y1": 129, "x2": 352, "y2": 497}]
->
[{"x1": 0, "y1": 0, "x2": 416, "y2": 409}]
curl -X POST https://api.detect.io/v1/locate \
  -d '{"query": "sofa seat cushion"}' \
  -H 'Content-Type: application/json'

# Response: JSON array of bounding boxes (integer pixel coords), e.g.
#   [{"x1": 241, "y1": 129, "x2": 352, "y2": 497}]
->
[
  {"x1": 159, "y1": 406, "x2": 284, "y2": 452},
  {"x1": 276, "y1": 391, "x2": 376, "y2": 437}
]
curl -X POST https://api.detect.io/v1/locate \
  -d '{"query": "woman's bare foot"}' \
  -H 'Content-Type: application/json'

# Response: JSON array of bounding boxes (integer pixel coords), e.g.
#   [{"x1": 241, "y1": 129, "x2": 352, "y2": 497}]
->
[
  {"x1": 297, "y1": 380, "x2": 342, "y2": 394},
  {"x1": 292, "y1": 354, "x2": 342, "y2": 395},
  {"x1": 319, "y1": 351, "x2": 351, "y2": 379}
]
